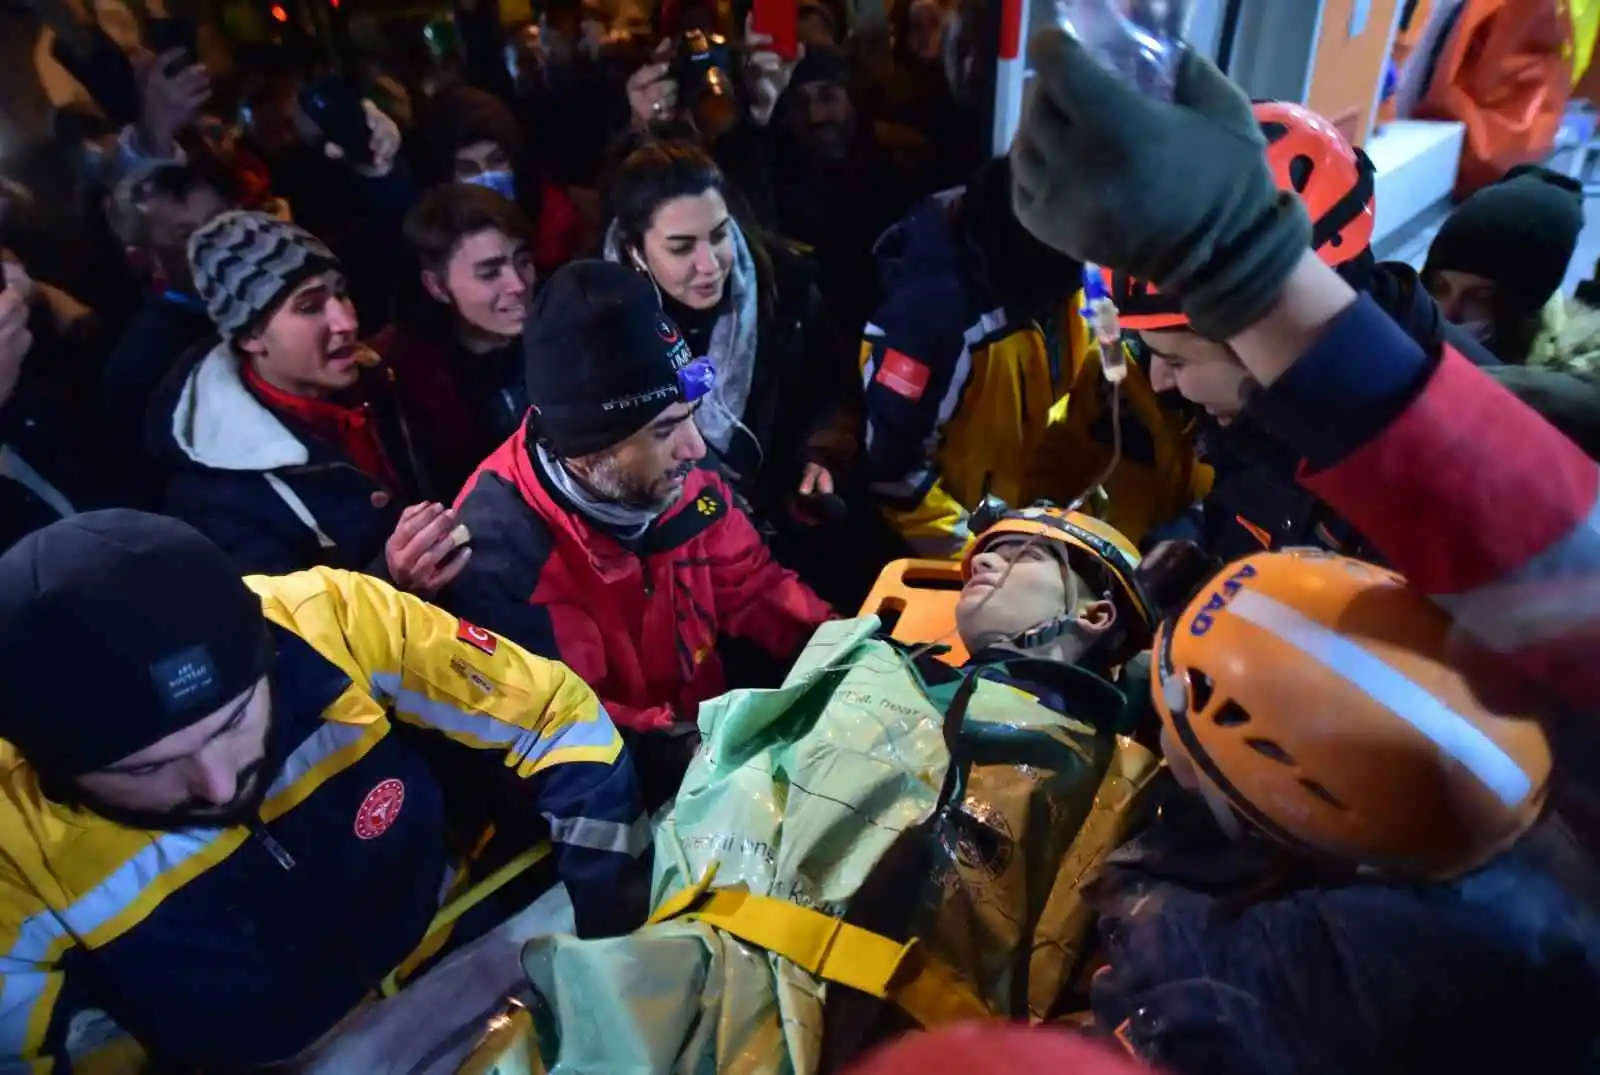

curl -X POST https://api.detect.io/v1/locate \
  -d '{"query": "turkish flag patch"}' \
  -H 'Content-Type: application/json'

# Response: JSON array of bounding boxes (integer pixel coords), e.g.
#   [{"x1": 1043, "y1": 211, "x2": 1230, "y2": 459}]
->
[
  {"x1": 874, "y1": 349, "x2": 931, "y2": 402},
  {"x1": 456, "y1": 619, "x2": 499, "y2": 656}
]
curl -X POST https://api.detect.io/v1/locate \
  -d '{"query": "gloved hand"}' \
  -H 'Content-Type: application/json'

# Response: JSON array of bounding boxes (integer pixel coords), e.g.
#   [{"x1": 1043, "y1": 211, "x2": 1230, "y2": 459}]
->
[{"x1": 1011, "y1": 30, "x2": 1311, "y2": 341}]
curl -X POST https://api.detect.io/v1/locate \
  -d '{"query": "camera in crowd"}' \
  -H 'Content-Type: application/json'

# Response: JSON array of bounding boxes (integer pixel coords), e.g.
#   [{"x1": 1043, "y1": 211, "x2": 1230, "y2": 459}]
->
[{"x1": 673, "y1": 29, "x2": 738, "y2": 135}]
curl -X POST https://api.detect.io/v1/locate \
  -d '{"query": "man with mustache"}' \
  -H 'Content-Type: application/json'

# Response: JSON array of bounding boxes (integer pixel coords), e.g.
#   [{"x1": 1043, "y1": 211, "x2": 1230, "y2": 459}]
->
[
  {"x1": 0, "y1": 510, "x2": 650, "y2": 1071},
  {"x1": 444, "y1": 260, "x2": 833, "y2": 807}
]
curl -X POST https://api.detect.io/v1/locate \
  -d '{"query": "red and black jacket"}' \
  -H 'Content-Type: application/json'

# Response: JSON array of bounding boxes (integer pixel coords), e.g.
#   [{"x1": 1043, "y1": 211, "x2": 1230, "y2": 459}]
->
[{"x1": 441, "y1": 425, "x2": 833, "y2": 736}]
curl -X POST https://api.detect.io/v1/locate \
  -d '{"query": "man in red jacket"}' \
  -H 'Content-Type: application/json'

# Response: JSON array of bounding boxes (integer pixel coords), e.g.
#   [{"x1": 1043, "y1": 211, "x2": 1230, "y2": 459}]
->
[{"x1": 444, "y1": 261, "x2": 833, "y2": 806}]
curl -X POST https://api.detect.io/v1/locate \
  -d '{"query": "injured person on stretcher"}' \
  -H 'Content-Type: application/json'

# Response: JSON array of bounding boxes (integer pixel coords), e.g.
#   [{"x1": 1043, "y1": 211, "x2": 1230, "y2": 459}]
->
[{"x1": 320, "y1": 510, "x2": 1598, "y2": 1075}]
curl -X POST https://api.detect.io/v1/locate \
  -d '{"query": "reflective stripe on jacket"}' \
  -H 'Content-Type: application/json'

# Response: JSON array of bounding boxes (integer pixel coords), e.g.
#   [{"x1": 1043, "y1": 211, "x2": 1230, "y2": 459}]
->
[
  {"x1": 862, "y1": 196, "x2": 1203, "y2": 555},
  {"x1": 0, "y1": 568, "x2": 647, "y2": 1071}
]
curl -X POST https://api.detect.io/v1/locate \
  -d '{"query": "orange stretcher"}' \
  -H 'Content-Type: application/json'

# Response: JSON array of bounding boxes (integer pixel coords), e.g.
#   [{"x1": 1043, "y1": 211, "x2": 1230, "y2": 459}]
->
[
  {"x1": 1413, "y1": 0, "x2": 1574, "y2": 196},
  {"x1": 857, "y1": 559, "x2": 969, "y2": 666}
]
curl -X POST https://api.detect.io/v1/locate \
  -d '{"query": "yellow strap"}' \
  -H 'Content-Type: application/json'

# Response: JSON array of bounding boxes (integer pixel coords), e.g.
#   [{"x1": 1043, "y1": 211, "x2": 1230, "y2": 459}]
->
[
  {"x1": 652, "y1": 877, "x2": 990, "y2": 1027},
  {"x1": 687, "y1": 889, "x2": 919, "y2": 997},
  {"x1": 379, "y1": 841, "x2": 552, "y2": 997}
]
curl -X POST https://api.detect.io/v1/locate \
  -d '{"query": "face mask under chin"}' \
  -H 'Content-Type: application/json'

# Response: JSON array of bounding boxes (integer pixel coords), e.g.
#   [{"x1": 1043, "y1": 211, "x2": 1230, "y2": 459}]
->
[{"x1": 464, "y1": 170, "x2": 518, "y2": 201}]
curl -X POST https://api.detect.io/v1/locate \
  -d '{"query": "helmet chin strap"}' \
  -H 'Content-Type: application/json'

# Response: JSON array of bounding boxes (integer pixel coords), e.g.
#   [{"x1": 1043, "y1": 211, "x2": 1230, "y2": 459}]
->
[{"x1": 1004, "y1": 615, "x2": 1075, "y2": 652}]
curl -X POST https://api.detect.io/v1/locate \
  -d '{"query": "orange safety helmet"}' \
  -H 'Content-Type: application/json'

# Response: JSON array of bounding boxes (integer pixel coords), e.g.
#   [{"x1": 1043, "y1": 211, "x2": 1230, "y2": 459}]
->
[
  {"x1": 1152, "y1": 549, "x2": 1552, "y2": 879},
  {"x1": 1109, "y1": 100, "x2": 1378, "y2": 331},
  {"x1": 965, "y1": 506, "x2": 1155, "y2": 660}
]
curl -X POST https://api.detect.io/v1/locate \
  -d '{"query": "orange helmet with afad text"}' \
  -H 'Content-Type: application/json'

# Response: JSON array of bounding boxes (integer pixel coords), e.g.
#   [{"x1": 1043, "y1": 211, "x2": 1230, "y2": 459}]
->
[
  {"x1": 1152, "y1": 549, "x2": 1552, "y2": 879},
  {"x1": 965, "y1": 506, "x2": 1155, "y2": 661},
  {"x1": 1110, "y1": 100, "x2": 1378, "y2": 331}
]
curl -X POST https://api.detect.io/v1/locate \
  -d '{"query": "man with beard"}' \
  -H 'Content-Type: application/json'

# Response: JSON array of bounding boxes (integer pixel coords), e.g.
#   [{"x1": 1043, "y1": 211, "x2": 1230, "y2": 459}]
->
[
  {"x1": 443, "y1": 260, "x2": 832, "y2": 807},
  {"x1": 0, "y1": 510, "x2": 650, "y2": 1071},
  {"x1": 771, "y1": 45, "x2": 943, "y2": 337}
]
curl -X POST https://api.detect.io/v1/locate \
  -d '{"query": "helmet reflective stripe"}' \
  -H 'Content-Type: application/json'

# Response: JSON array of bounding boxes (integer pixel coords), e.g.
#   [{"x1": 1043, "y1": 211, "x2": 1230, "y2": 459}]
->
[{"x1": 1228, "y1": 589, "x2": 1534, "y2": 807}]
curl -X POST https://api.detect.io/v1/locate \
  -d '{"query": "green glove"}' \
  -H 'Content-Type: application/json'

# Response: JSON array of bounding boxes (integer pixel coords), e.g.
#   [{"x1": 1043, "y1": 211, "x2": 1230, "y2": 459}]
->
[{"x1": 1011, "y1": 30, "x2": 1312, "y2": 341}]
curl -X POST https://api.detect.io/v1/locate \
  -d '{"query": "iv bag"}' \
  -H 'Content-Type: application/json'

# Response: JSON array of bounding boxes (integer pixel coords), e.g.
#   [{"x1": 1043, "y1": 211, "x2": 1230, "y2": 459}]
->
[{"x1": 1054, "y1": 0, "x2": 1193, "y2": 100}]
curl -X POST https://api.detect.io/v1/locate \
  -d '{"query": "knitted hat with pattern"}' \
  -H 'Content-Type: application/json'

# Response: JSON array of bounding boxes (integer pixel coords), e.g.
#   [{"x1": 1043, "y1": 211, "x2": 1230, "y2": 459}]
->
[{"x1": 187, "y1": 210, "x2": 338, "y2": 339}]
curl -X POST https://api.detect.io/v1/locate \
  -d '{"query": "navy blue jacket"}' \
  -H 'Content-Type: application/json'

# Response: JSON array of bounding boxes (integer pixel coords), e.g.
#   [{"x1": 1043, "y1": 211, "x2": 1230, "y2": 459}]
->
[{"x1": 147, "y1": 340, "x2": 437, "y2": 576}]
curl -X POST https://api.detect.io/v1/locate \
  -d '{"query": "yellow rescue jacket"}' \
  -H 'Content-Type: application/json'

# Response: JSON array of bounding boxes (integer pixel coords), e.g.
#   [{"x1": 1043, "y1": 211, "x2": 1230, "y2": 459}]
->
[
  {"x1": 862, "y1": 195, "x2": 1206, "y2": 555},
  {"x1": 0, "y1": 569, "x2": 646, "y2": 1072}
]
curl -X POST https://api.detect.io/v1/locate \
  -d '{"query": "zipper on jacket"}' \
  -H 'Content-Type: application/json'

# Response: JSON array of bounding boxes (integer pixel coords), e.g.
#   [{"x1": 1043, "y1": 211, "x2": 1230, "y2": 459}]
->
[
  {"x1": 250, "y1": 818, "x2": 297, "y2": 870},
  {"x1": 640, "y1": 553, "x2": 654, "y2": 597}
]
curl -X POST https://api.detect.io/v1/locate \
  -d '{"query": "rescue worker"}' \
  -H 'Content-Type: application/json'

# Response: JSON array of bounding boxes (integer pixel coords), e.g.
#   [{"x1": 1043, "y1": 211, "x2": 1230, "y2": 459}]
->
[
  {"x1": 1115, "y1": 100, "x2": 1492, "y2": 563},
  {"x1": 1090, "y1": 547, "x2": 1598, "y2": 1074},
  {"x1": 862, "y1": 154, "x2": 1205, "y2": 557},
  {"x1": 443, "y1": 260, "x2": 833, "y2": 809},
  {"x1": 1010, "y1": 15, "x2": 1600, "y2": 840},
  {"x1": 0, "y1": 510, "x2": 650, "y2": 1071}
]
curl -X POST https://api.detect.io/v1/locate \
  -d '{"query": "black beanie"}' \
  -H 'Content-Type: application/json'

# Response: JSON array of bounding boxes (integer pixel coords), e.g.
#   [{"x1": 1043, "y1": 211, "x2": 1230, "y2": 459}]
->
[
  {"x1": 789, "y1": 44, "x2": 850, "y2": 91},
  {"x1": 0, "y1": 511, "x2": 274, "y2": 782},
  {"x1": 523, "y1": 260, "x2": 697, "y2": 457},
  {"x1": 1424, "y1": 165, "x2": 1585, "y2": 318}
]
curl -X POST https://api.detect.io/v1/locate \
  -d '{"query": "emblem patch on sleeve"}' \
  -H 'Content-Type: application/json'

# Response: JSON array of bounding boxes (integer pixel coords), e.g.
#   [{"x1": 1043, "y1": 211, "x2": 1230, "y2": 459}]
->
[
  {"x1": 456, "y1": 619, "x2": 499, "y2": 656},
  {"x1": 874, "y1": 349, "x2": 932, "y2": 402}
]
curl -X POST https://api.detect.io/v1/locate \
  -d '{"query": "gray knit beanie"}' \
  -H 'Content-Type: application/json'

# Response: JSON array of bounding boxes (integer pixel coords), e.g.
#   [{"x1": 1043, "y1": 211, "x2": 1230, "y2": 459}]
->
[{"x1": 187, "y1": 210, "x2": 338, "y2": 340}]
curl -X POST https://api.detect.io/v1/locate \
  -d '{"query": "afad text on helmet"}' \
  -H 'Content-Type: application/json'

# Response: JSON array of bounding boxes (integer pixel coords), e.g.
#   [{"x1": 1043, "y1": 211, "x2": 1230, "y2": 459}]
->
[{"x1": 1188, "y1": 563, "x2": 1259, "y2": 637}]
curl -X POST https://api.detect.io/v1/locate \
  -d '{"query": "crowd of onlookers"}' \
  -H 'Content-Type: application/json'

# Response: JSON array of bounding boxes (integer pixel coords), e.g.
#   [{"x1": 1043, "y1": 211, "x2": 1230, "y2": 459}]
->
[
  {"x1": 9, "y1": 0, "x2": 1600, "y2": 783},
  {"x1": 7, "y1": 0, "x2": 1600, "y2": 795}
]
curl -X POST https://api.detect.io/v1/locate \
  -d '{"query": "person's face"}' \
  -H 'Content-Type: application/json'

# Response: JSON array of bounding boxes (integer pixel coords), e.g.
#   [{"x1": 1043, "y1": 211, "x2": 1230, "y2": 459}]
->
[
  {"x1": 239, "y1": 272, "x2": 362, "y2": 397},
  {"x1": 569, "y1": 401, "x2": 708, "y2": 510},
  {"x1": 1143, "y1": 329, "x2": 1255, "y2": 425},
  {"x1": 640, "y1": 191, "x2": 733, "y2": 310},
  {"x1": 957, "y1": 536, "x2": 1115, "y2": 655},
  {"x1": 74, "y1": 677, "x2": 275, "y2": 831},
  {"x1": 453, "y1": 140, "x2": 515, "y2": 184},
  {"x1": 145, "y1": 186, "x2": 228, "y2": 291},
  {"x1": 243, "y1": 85, "x2": 303, "y2": 159},
  {"x1": 1427, "y1": 268, "x2": 1497, "y2": 328},
  {"x1": 790, "y1": 81, "x2": 857, "y2": 163},
  {"x1": 508, "y1": 25, "x2": 550, "y2": 91},
  {"x1": 428, "y1": 227, "x2": 535, "y2": 341}
]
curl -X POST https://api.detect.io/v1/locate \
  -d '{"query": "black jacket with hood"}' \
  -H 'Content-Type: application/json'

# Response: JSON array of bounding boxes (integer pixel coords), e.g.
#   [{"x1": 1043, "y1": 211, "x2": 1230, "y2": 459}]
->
[{"x1": 147, "y1": 340, "x2": 437, "y2": 576}]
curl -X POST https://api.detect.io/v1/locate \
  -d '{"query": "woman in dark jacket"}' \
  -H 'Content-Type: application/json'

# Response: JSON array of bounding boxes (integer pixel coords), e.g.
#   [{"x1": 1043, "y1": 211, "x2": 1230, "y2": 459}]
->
[
  {"x1": 601, "y1": 141, "x2": 899, "y2": 607},
  {"x1": 371, "y1": 183, "x2": 537, "y2": 497}
]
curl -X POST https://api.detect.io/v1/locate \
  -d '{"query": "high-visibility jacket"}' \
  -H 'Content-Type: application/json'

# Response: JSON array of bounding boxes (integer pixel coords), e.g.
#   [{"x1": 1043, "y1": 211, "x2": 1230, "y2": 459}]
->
[
  {"x1": 861, "y1": 194, "x2": 1205, "y2": 556},
  {"x1": 0, "y1": 569, "x2": 649, "y2": 1072}
]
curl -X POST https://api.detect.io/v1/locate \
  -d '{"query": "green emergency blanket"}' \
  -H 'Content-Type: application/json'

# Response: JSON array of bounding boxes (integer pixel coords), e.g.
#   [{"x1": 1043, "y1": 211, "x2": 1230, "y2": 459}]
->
[{"x1": 520, "y1": 617, "x2": 1160, "y2": 1074}]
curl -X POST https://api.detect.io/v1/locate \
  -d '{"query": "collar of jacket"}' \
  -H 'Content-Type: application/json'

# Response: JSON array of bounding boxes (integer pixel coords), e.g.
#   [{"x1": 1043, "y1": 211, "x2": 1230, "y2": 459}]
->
[
  {"x1": 501, "y1": 424, "x2": 710, "y2": 583},
  {"x1": 169, "y1": 341, "x2": 313, "y2": 471},
  {"x1": 265, "y1": 619, "x2": 356, "y2": 750}
]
